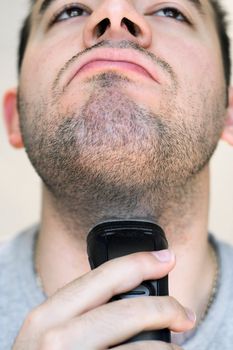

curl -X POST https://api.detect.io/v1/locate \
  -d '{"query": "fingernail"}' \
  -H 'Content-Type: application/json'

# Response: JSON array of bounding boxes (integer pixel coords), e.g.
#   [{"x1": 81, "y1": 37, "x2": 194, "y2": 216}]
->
[
  {"x1": 185, "y1": 308, "x2": 196, "y2": 323},
  {"x1": 151, "y1": 249, "x2": 174, "y2": 262}
]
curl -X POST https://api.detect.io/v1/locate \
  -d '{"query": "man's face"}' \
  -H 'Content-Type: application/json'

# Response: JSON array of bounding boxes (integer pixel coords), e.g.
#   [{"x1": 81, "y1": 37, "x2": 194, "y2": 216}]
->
[{"x1": 17, "y1": 0, "x2": 227, "y2": 221}]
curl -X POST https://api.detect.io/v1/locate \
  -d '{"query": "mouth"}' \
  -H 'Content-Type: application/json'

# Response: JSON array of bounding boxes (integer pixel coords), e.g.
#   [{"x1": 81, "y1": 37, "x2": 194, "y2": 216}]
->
[
  {"x1": 65, "y1": 48, "x2": 161, "y2": 87},
  {"x1": 74, "y1": 59, "x2": 154, "y2": 80}
]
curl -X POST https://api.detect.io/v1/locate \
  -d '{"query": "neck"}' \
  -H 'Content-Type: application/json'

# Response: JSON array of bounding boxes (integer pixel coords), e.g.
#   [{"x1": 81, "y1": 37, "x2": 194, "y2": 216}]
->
[{"x1": 35, "y1": 166, "x2": 215, "y2": 324}]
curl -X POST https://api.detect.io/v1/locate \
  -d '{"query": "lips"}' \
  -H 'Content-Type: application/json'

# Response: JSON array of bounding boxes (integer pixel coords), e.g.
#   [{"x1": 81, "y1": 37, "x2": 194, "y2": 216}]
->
[
  {"x1": 76, "y1": 60, "x2": 153, "y2": 80},
  {"x1": 65, "y1": 48, "x2": 161, "y2": 87}
]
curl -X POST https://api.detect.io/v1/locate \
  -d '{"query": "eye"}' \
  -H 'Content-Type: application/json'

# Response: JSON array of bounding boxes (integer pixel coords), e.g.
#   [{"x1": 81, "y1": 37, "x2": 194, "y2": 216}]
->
[
  {"x1": 51, "y1": 4, "x2": 90, "y2": 25},
  {"x1": 154, "y1": 7, "x2": 188, "y2": 22}
]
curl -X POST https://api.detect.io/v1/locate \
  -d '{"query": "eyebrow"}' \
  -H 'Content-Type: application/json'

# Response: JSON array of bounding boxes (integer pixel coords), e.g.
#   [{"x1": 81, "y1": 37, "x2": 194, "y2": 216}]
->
[
  {"x1": 188, "y1": 0, "x2": 203, "y2": 13},
  {"x1": 38, "y1": 0, "x2": 203, "y2": 17},
  {"x1": 39, "y1": 0, "x2": 57, "y2": 15}
]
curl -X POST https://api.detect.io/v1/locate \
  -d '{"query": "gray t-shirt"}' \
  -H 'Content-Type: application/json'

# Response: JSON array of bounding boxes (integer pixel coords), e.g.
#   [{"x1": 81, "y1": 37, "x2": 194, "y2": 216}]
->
[{"x1": 0, "y1": 226, "x2": 233, "y2": 349}]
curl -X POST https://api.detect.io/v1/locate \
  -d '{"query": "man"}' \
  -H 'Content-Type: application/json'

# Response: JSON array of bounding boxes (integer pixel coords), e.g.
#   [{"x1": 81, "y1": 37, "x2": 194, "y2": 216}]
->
[{"x1": 1, "y1": 0, "x2": 233, "y2": 348}]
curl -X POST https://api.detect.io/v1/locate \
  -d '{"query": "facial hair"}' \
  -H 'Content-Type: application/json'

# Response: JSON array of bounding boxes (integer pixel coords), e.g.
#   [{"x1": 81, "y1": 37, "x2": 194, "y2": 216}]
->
[{"x1": 18, "y1": 69, "x2": 226, "y2": 232}]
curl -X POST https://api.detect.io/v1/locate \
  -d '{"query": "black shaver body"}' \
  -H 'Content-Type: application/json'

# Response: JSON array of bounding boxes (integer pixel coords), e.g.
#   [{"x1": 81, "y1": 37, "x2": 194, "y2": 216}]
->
[{"x1": 87, "y1": 220, "x2": 171, "y2": 344}]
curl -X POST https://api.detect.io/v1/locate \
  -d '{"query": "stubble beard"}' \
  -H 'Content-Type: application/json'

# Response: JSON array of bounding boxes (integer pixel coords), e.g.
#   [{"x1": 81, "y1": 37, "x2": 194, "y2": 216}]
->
[{"x1": 18, "y1": 72, "x2": 225, "y2": 231}]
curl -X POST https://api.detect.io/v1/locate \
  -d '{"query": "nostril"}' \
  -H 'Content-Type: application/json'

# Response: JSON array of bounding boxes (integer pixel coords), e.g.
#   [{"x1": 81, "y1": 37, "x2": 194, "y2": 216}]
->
[
  {"x1": 96, "y1": 18, "x2": 111, "y2": 38},
  {"x1": 121, "y1": 17, "x2": 140, "y2": 37},
  {"x1": 95, "y1": 17, "x2": 141, "y2": 39}
]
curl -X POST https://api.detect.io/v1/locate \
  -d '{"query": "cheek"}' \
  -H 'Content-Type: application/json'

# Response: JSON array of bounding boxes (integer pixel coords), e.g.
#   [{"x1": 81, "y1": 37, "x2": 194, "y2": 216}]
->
[
  {"x1": 20, "y1": 49, "x2": 58, "y2": 99},
  {"x1": 19, "y1": 35, "x2": 83, "y2": 100},
  {"x1": 153, "y1": 28, "x2": 224, "y2": 91}
]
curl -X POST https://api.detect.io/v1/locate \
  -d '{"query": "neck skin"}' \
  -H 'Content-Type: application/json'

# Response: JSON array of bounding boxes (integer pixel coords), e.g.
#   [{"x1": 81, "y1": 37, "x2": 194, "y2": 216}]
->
[{"x1": 35, "y1": 165, "x2": 215, "y2": 325}]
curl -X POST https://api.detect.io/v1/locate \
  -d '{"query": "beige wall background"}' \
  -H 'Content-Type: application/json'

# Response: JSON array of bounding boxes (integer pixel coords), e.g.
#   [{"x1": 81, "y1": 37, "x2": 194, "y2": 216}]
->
[{"x1": 0, "y1": 0, "x2": 233, "y2": 241}]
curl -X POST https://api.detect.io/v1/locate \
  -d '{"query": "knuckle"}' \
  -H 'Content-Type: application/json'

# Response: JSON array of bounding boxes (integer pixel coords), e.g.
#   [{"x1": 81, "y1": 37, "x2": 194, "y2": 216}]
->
[
  {"x1": 136, "y1": 296, "x2": 166, "y2": 320},
  {"x1": 152, "y1": 297, "x2": 167, "y2": 315},
  {"x1": 118, "y1": 298, "x2": 138, "y2": 317},
  {"x1": 139, "y1": 296, "x2": 183, "y2": 327},
  {"x1": 140, "y1": 296, "x2": 159, "y2": 316},
  {"x1": 119, "y1": 296, "x2": 185, "y2": 329},
  {"x1": 99, "y1": 251, "x2": 150, "y2": 279},
  {"x1": 120, "y1": 297, "x2": 156, "y2": 324},
  {"x1": 126, "y1": 252, "x2": 151, "y2": 280},
  {"x1": 168, "y1": 296, "x2": 182, "y2": 314},
  {"x1": 22, "y1": 307, "x2": 43, "y2": 331},
  {"x1": 115, "y1": 297, "x2": 153, "y2": 326},
  {"x1": 40, "y1": 329, "x2": 63, "y2": 350},
  {"x1": 131, "y1": 251, "x2": 150, "y2": 267}
]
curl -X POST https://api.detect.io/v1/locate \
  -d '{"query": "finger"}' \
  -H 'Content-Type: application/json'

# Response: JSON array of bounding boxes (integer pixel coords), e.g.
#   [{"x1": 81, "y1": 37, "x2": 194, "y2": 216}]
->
[
  {"x1": 113, "y1": 341, "x2": 183, "y2": 350},
  {"x1": 25, "y1": 250, "x2": 175, "y2": 330},
  {"x1": 40, "y1": 296, "x2": 195, "y2": 349}
]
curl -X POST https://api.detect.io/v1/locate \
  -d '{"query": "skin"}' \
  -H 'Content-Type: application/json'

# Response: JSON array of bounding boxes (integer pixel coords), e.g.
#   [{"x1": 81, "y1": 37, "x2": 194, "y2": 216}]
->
[{"x1": 3, "y1": 0, "x2": 233, "y2": 348}]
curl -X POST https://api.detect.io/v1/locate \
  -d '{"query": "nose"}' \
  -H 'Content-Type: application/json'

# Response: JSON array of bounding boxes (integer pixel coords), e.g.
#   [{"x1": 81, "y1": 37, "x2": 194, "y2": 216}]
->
[{"x1": 83, "y1": 0, "x2": 152, "y2": 49}]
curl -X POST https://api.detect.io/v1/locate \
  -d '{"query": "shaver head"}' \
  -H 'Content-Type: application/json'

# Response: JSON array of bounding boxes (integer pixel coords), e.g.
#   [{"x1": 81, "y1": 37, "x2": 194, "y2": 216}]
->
[{"x1": 87, "y1": 220, "x2": 168, "y2": 269}]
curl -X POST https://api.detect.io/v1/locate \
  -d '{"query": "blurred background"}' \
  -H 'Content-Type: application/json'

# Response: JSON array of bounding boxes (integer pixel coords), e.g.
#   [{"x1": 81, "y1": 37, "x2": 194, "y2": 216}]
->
[{"x1": 0, "y1": 0, "x2": 232, "y2": 241}]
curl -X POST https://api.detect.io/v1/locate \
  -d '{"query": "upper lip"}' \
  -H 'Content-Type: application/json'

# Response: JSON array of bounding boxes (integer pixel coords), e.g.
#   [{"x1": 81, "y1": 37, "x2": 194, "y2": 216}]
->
[{"x1": 65, "y1": 48, "x2": 161, "y2": 86}]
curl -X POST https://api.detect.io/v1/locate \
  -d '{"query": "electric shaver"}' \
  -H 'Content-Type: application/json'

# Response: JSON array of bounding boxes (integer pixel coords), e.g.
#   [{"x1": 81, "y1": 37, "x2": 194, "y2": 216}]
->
[{"x1": 87, "y1": 220, "x2": 171, "y2": 344}]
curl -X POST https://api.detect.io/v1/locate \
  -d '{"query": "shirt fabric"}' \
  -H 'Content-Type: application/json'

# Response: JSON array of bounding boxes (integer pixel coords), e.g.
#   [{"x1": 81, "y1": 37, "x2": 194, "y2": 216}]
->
[{"x1": 0, "y1": 226, "x2": 233, "y2": 349}]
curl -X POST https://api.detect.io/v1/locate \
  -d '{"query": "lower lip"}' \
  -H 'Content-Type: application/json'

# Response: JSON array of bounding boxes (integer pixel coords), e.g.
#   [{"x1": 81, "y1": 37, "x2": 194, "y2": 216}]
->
[{"x1": 75, "y1": 60, "x2": 153, "y2": 80}]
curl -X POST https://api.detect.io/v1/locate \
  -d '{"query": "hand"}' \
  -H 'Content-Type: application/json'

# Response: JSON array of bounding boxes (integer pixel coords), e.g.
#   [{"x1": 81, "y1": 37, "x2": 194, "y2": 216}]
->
[{"x1": 13, "y1": 250, "x2": 195, "y2": 349}]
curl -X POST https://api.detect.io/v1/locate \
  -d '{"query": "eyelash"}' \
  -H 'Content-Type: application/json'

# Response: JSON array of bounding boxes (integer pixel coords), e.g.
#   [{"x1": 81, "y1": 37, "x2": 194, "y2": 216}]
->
[
  {"x1": 50, "y1": 3, "x2": 91, "y2": 26},
  {"x1": 154, "y1": 7, "x2": 189, "y2": 23},
  {"x1": 50, "y1": 4, "x2": 189, "y2": 26}
]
